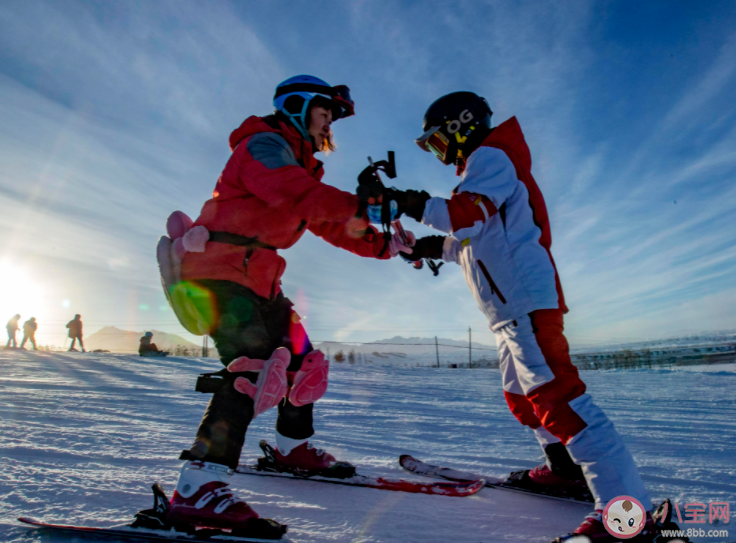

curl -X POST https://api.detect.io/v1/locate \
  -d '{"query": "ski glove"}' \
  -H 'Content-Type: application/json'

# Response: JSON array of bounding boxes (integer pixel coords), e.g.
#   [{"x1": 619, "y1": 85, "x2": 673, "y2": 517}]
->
[
  {"x1": 393, "y1": 189, "x2": 431, "y2": 222},
  {"x1": 399, "y1": 235, "x2": 444, "y2": 262},
  {"x1": 357, "y1": 165, "x2": 383, "y2": 200},
  {"x1": 388, "y1": 230, "x2": 416, "y2": 257}
]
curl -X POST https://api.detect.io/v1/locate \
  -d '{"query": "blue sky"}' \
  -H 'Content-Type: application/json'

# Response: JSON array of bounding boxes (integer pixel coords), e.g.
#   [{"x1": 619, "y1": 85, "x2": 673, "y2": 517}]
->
[{"x1": 1, "y1": 0, "x2": 735, "y2": 349}]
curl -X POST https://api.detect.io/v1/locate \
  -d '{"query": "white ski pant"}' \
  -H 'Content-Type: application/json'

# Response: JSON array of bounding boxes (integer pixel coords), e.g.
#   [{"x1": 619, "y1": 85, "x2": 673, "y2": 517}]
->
[{"x1": 495, "y1": 311, "x2": 651, "y2": 509}]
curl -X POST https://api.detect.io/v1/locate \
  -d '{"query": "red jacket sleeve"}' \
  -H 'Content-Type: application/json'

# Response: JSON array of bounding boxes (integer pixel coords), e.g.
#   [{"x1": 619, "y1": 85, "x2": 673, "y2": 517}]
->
[
  {"x1": 308, "y1": 218, "x2": 391, "y2": 260},
  {"x1": 447, "y1": 192, "x2": 497, "y2": 232},
  {"x1": 238, "y1": 133, "x2": 359, "y2": 223}
]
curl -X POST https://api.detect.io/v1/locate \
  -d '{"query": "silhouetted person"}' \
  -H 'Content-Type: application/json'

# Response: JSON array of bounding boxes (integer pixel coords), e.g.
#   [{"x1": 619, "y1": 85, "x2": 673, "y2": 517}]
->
[
  {"x1": 6, "y1": 314, "x2": 20, "y2": 348},
  {"x1": 21, "y1": 317, "x2": 38, "y2": 350},
  {"x1": 139, "y1": 331, "x2": 163, "y2": 355},
  {"x1": 66, "y1": 314, "x2": 85, "y2": 352}
]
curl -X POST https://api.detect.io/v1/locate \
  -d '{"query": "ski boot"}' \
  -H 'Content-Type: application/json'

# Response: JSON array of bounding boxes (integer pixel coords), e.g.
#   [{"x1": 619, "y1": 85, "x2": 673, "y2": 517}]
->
[
  {"x1": 509, "y1": 443, "x2": 593, "y2": 502},
  {"x1": 552, "y1": 500, "x2": 689, "y2": 542},
  {"x1": 258, "y1": 440, "x2": 356, "y2": 479},
  {"x1": 159, "y1": 460, "x2": 286, "y2": 539}
]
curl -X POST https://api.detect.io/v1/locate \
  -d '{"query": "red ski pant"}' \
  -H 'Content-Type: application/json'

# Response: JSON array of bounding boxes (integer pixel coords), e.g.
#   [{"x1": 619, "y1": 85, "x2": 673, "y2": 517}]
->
[
  {"x1": 495, "y1": 310, "x2": 651, "y2": 508},
  {"x1": 496, "y1": 309, "x2": 587, "y2": 445}
]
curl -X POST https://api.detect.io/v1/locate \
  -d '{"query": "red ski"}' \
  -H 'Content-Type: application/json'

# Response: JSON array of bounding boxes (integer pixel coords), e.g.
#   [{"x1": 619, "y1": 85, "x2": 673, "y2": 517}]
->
[
  {"x1": 400, "y1": 455, "x2": 594, "y2": 503},
  {"x1": 234, "y1": 440, "x2": 484, "y2": 497},
  {"x1": 235, "y1": 463, "x2": 484, "y2": 497}
]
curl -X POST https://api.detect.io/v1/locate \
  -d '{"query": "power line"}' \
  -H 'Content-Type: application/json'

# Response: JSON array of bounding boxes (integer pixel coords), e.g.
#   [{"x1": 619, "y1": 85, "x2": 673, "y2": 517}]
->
[{"x1": 313, "y1": 340, "x2": 496, "y2": 351}]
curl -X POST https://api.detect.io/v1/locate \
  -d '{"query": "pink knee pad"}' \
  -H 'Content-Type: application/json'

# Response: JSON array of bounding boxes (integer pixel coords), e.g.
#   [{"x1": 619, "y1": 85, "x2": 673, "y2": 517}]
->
[
  {"x1": 228, "y1": 347, "x2": 290, "y2": 418},
  {"x1": 288, "y1": 350, "x2": 329, "y2": 407}
]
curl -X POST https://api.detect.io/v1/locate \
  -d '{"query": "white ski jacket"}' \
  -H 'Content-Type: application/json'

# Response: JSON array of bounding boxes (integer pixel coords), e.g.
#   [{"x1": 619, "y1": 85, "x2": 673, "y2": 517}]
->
[{"x1": 421, "y1": 117, "x2": 567, "y2": 331}]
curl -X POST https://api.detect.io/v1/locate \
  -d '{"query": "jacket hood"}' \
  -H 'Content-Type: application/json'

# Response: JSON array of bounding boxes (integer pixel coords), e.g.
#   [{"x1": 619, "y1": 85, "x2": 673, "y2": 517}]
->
[
  {"x1": 228, "y1": 114, "x2": 322, "y2": 178},
  {"x1": 228, "y1": 114, "x2": 309, "y2": 154},
  {"x1": 482, "y1": 116, "x2": 532, "y2": 169},
  {"x1": 229, "y1": 116, "x2": 278, "y2": 151}
]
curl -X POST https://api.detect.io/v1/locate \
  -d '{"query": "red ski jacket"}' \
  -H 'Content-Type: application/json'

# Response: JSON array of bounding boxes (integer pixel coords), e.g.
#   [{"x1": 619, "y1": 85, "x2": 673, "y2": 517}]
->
[{"x1": 182, "y1": 115, "x2": 389, "y2": 299}]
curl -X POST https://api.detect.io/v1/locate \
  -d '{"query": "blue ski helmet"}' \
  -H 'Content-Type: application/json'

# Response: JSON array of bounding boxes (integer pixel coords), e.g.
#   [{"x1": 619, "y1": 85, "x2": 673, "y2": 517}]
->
[{"x1": 273, "y1": 75, "x2": 355, "y2": 140}]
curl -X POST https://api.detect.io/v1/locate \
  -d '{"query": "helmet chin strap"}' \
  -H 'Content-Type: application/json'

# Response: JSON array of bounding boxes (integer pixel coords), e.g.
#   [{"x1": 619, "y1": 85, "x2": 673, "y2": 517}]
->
[{"x1": 284, "y1": 97, "x2": 312, "y2": 140}]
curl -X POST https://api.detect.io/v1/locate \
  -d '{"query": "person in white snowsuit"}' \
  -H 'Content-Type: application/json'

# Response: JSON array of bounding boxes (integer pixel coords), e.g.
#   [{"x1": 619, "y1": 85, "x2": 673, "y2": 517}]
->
[{"x1": 386, "y1": 92, "x2": 653, "y2": 542}]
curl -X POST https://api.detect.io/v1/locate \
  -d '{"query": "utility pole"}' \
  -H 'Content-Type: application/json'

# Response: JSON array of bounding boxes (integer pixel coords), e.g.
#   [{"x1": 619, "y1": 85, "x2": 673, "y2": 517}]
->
[
  {"x1": 202, "y1": 336, "x2": 209, "y2": 357},
  {"x1": 435, "y1": 336, "x2": 440, "y2": 368},
  {"x1": 468, "y1": 327, "x2": 472, "y2": 368}
]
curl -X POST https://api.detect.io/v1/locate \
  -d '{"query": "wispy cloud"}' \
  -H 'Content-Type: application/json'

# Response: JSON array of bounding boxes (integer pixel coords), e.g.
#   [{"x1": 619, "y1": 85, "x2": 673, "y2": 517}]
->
[{"x1": 1, "y1": 1, "x2": 735, "y2": 346}]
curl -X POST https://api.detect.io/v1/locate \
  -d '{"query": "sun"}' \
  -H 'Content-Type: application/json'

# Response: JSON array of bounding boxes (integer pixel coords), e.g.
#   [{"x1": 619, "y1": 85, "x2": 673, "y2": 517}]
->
[{"x1": 0, "y1": 261, "x2": 47, "y2": 336}]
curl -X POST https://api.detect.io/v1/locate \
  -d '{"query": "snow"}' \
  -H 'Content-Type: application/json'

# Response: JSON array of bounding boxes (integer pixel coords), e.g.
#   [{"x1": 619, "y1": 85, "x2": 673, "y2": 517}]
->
[{"x1": 0, "y1": 350, "x2": 734, "y2": 542}]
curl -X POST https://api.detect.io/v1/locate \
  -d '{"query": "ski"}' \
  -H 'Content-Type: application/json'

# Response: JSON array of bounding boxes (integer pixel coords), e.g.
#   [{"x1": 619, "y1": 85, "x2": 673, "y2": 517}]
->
[
  {"x1": 235, "y1": 463, "x2": 484, "y2": 497},
  {"x1": 399, "y1": 455, "x2": 594, "y2": 503},
  {"x1": 232, "y1": 440, "x2": 484, "y2": 497},
  {"x1": 17, "y1": 517, "x2": 291, "y2": 542}
]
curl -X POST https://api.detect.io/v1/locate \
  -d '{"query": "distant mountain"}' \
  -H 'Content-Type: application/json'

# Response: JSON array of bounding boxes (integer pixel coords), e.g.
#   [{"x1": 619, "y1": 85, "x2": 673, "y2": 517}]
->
[
  {"x1": 85, "y1": 326, "x2": 214, "y2": 355},
  {"x1": 370, "y1": 336, "x2": 493, "y2": 349},
  {"x1": 313, "y1": 335, "x2": 496, "y2": 366}
]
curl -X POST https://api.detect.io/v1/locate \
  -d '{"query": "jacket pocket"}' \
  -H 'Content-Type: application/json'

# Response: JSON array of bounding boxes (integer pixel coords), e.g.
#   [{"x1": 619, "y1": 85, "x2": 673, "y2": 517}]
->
[{"x1": 477, "y1": 259, "x2": 507, "y2": 304}]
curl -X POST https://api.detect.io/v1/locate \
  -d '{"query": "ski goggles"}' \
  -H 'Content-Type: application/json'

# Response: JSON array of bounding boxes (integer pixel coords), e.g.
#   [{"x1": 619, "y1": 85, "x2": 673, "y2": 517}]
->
[
  {"x1": 332, "y1": 85, "x2": 355, "y2": 119},
  {"x1": 274, "y1": 83, "x2": 354, "y2": 120},
  {"x1": 415, "y1": 126, "x2": 450, "y2": 161}
]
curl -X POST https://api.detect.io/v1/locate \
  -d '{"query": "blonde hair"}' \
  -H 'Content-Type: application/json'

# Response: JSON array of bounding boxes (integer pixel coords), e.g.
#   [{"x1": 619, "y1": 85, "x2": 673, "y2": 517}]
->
[{"x1": 322, "y1": 132, "x2": 337, "y2": 154}]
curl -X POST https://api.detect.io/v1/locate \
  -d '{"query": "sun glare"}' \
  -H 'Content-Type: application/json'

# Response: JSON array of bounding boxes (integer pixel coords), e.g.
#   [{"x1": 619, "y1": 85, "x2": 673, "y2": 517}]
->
[{"x1": 0, "y1": 261, "x2": 47, "y2": 335}]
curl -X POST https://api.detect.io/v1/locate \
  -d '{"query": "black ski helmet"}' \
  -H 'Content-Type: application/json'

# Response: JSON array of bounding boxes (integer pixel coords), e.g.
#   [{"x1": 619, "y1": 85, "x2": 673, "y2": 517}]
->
[{"x1": 415, "y1": 92, "x2": 492, "y2": 165}]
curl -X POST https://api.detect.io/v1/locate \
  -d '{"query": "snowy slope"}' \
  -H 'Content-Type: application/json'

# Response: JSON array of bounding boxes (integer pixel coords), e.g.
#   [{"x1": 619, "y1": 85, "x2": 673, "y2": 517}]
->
[{"x1": 0, "y1": 350, "x2": 734, "y2": 542}]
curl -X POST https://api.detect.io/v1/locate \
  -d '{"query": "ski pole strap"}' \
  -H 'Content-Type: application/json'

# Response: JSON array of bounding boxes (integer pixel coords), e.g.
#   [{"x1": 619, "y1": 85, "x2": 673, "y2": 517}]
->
[
  {"x1": 208, "y1": 231, "x2": 277, "y2": 251},
  {"x1": 195, "y1": 370, "x2": 230, "y2": 394},
  {"x1": 195, "y1": 367, "x2": 264, "y2": 394}
]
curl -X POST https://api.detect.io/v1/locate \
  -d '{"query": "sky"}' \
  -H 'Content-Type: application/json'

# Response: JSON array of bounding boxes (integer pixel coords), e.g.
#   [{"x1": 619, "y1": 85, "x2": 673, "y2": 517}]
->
[{"x1": 1, "y1": 0, "x2": 735, "y2": 350}]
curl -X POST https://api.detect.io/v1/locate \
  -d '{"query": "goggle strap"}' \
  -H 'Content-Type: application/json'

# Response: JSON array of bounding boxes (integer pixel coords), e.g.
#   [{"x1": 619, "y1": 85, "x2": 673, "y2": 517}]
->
[{"x1": 275, "y1": 83, "x2": 335, "y2": 99}]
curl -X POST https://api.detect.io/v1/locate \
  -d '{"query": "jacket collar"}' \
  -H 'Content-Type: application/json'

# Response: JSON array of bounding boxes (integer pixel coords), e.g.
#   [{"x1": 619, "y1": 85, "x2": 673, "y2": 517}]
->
[{"x1": 229, "y1": 115, "x2": 324, "y2": 179}]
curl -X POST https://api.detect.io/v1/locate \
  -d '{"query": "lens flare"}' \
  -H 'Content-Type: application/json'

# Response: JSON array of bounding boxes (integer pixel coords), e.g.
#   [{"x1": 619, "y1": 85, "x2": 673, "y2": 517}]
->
[{"x1": 0, "y1": 261, "x2": 47, "y2": 328}]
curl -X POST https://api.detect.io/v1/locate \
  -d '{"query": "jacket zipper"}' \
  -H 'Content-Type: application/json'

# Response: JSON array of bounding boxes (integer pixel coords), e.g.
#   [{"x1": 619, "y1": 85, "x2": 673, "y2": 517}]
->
[{"x1": 477, "y1": 259, "x2": 507, "y2": 304}]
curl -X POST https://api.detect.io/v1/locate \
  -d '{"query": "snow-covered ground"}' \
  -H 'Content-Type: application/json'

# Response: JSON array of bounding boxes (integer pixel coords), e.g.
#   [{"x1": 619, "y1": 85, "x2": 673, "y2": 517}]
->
[{"x1": 0, "y1": 350, "x2": 734, "y2": 542}]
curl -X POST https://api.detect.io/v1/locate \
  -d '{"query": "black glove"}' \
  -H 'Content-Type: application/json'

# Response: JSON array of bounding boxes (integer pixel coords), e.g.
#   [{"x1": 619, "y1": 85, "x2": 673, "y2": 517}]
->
[
  {"x1": 392, "y1": 189, "x2": 431, "y2": 222},
  {"x1": 399, "y1": 235, "x2": 445, "y2": 262},
  {"x1": 356, "y1": 165, "x2": 384, "y2": 205}
]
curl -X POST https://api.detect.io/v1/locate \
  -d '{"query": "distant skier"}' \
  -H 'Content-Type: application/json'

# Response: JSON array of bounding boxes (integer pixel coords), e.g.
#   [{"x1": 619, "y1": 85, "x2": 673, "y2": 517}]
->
[
  {"x1": 138, "y1": 331, "x2": 166, "y2": 356},
  {"x1": 159, "y1": 75, "x2": 412, "y2": 536},
  {"x1": 66, "y1": 314, "x2": 85, "y2": 352},
  {"x1": 21, "y1": 317, "x2": 38, "y2": 350},
  {"x1": 383, "y1": 92, "x2": 653, "y2": 542},
  {"x1": 6, "y1": 314, "x2": 20, "y2": 348}
]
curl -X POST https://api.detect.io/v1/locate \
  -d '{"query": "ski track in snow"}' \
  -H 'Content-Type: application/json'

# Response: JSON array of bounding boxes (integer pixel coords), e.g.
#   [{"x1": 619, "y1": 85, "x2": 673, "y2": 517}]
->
[{"x1": 0, "y1": 351, "x2": 733, "y2": 542}]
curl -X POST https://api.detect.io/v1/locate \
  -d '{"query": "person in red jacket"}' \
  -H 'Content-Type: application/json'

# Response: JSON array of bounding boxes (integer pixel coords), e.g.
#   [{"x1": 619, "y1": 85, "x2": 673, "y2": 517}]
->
[
  {"x1": 382, "y1": 92, "x2": 654, "y2": 542},
  {"x1": 165, "y1": 75, "x2": 412, "y2": 536}
]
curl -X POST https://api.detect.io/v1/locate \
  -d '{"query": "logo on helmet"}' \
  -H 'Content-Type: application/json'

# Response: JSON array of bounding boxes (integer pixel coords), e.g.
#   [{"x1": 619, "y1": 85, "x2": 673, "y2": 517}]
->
[{"x1": 446, "y1": 109, "x2": 474, "y2": 134}]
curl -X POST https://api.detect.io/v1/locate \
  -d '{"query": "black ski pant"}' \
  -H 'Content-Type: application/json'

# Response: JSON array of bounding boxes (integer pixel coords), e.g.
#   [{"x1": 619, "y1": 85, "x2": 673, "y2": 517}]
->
[
  {"x1": 69, "y1": 336, "x2": 84, "y2": 351},
  {"x1": 21, "y1": 334, "x2": 37, "y2": 350},
  {"x1": 188, "y1": 279, "x2": 315, "y2": 469}
]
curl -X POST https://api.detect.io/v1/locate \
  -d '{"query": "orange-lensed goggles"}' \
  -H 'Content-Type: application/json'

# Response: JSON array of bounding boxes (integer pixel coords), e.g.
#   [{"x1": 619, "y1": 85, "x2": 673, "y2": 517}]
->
[{"x1": 415, "y1": 126, "x2": 450, "y2": 161}]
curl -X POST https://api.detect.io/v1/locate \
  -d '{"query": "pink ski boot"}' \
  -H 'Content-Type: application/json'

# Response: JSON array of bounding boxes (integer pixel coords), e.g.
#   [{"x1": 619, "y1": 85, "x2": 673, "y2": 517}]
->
[
  {"x1": 168, "y1": 461, "x2": 285, "y2": 539},
  {"x1": 258, "y1": 439, "x2": 355, "y2": 479}
]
